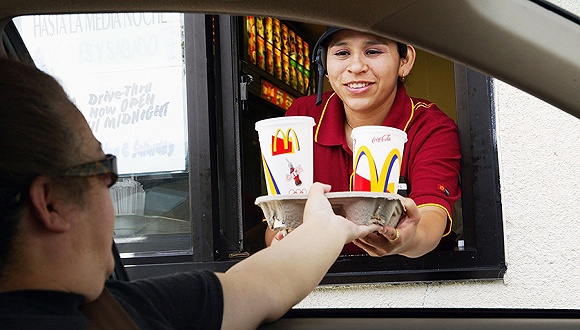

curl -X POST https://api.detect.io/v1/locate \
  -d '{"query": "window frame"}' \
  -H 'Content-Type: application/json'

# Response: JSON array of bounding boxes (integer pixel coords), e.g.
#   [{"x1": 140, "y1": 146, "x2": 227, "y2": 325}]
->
[
  {"x1": 122, "y1": 15, "x2": 506, "y2": 284},
  {"x1": 6, "y1": 13, "x2": 506, "y2": 283}
]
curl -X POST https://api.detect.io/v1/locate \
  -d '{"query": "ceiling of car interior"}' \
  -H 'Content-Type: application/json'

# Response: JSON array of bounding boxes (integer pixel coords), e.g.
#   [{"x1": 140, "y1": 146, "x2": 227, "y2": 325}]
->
[{"x1": 1, "y1": 0, "x2": 579, "y2": 118}]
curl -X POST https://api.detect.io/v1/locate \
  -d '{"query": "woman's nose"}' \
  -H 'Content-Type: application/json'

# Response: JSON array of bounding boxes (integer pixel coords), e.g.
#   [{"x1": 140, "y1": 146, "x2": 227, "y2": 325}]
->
[{"x1": 347, "y1": 52, "x2": 368, "y2": 73}]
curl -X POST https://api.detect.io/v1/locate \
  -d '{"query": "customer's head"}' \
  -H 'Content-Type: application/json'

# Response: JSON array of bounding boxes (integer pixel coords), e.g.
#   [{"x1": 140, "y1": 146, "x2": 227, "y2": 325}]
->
[{"x1": 0, "y1": 59, "x2": 117, "y2": 298}]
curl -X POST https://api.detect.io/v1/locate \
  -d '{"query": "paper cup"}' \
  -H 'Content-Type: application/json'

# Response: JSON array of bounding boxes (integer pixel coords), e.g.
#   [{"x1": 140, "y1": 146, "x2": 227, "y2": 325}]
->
[
  {"x1": 255, "y1": 116, "x2": 315, "y2": 195},
  {"x1": 351, "y1": 126, "x2": 407, "y2": 193}
]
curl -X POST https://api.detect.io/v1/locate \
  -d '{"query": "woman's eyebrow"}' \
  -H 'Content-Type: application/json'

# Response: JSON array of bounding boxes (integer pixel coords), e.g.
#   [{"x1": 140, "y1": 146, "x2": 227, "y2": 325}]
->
[
  {"x1": 364, "y1": 39, "x2": 388, "y2": 46},
  {"x1": 330, "y1": 39, "x2": 388, "y2": 47},
  {"x1": 329, "y1": 40, "x2": 349, "y2": 47}
]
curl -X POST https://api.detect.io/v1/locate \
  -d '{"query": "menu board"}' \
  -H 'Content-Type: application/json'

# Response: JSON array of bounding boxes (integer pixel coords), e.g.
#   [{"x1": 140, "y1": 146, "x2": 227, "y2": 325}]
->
[
  {"x1": 261, "y1": 80, "x2": 294, "y2": 110},
  {"x1": 245, "y1": 16, "x2": 310, "y2": 97}
]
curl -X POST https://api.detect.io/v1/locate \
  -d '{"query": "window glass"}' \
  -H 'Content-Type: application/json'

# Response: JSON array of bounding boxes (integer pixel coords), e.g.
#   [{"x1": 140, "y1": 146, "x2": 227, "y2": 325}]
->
[{"x1": 14, "y1": 13, "x2": 191, "y2": 254}]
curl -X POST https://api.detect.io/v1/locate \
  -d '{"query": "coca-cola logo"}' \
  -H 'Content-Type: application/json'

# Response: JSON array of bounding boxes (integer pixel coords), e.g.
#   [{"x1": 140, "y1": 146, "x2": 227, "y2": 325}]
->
[{"x1": 372, "y1": 134, "x2": 391, "y2": 143}]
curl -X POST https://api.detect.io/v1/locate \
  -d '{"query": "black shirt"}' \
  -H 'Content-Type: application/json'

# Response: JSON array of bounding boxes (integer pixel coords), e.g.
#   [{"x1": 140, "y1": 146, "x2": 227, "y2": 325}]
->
[{"x1": 0, "y1": 270, "x2": 224, "y2": 329}]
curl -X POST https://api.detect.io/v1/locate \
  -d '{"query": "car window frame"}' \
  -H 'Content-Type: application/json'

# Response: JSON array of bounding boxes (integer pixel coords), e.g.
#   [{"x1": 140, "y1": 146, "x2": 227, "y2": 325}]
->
[{"x1": 4, "y1": 13, "x2": 505, "y2": 284}]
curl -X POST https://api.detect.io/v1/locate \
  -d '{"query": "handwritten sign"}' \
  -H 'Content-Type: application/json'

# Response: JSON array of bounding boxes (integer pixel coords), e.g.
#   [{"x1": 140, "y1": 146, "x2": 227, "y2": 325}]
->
[{"x1": 14, "y1": 13, "x2": 187, "y2": 174}]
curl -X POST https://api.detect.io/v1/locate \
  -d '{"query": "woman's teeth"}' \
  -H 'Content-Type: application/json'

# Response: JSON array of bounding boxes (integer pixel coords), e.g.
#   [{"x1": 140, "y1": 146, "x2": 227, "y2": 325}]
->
[{"x1": 348, "y1": 82, "x2": 369, "y2": 89}]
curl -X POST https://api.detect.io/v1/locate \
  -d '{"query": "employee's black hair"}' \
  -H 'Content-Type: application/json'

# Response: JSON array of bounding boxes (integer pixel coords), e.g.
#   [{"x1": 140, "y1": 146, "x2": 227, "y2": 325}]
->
[{"x1": 312, "y1": 27, "x2": 408, "y2": 105}]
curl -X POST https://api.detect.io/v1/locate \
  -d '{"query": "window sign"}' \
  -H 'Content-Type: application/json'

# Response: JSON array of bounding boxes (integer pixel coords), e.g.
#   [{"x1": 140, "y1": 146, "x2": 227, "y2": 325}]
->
[{"x1": 14, "y1": 13, "x2": 187, "y2": 175}]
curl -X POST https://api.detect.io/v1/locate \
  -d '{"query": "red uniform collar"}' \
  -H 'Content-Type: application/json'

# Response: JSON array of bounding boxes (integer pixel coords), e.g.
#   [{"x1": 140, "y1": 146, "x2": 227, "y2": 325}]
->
[{"x1": 315, "y1": 84, "x2": 414, "y2": 147}]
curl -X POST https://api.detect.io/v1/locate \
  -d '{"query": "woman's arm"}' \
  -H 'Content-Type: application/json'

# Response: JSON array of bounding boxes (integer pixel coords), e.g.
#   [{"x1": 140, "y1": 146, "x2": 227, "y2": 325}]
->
[
  {"x1": 353, "y1": 199, "x2": 446, "y2": 258},
  {"x1": 217, "y1": 183, "x2": 381, "y2": 329}
]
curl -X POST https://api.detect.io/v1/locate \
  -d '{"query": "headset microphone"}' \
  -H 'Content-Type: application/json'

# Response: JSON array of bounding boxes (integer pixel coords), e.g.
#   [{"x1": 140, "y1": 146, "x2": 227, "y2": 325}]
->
[
  {"x1": 315, "y1": 47, "x2": 325, "y2": 106},
  {"x1": 312, "y1": 27, "x2": 342, "y2": 106}
]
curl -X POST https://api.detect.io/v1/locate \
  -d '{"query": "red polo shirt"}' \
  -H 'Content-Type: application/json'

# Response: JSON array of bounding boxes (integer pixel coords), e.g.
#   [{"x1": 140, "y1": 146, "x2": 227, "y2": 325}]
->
[{"x1": 286, "y1": 85, "x2": 461, "y2": 254}]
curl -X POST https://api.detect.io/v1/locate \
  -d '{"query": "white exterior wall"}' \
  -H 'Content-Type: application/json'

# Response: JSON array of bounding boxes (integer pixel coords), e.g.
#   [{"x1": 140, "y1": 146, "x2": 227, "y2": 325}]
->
[{"x1": 297, "y1": 0, "x2": 580, "y2": 310}]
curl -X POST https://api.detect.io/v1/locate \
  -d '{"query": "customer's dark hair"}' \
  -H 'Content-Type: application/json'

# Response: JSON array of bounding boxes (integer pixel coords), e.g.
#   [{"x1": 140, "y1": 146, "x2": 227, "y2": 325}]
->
[{"x1": 0, "y1": 58, "x2": 85, "y2": 274}]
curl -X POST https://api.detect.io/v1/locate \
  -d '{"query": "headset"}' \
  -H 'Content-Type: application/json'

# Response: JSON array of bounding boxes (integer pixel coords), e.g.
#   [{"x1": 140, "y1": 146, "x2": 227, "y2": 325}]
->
[
  {"x1": 311, "y1": 27, "x2": 408, "y2": 106},
  {"x1": 312, "y1": 27, "x2": 342, "y2": 106}
]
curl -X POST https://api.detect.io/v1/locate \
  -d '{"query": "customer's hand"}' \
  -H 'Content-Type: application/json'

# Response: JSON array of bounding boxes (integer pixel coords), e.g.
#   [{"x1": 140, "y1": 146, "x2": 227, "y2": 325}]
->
[{"x1": 301, "y1": 183, "x2": 383, "y2": 244}]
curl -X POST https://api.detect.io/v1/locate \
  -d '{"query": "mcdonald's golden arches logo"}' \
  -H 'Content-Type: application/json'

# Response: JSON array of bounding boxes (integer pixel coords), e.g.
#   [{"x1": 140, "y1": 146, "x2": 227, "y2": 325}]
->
[
  {"x1": 271, "y1": 128, "x2": 300, "y2": 155},
  {"x1": 352, "y1": 146, "x2": 401, "y2": 193}
]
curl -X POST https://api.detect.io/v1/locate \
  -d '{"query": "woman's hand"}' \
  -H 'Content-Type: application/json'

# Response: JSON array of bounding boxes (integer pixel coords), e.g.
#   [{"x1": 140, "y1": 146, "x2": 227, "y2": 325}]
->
[
  {"x1": 270, "y1": 183, "x2": 383, "y2": 246},
  {"x1": 302, "y1": 183, "x2": 383, "y2": 244},
  {"x1": 353, "y1": 198, "x2": 446, "y2": 258}
]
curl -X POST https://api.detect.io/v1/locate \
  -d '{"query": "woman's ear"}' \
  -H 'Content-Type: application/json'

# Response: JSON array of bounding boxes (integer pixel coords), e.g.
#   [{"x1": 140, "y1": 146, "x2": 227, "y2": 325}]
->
[
  {"x1": 28, "y1": 176, "x2": 71, "y2": 232},
  {"x1": 399, "y1": 45, "x2": 416, "y2": 78}
]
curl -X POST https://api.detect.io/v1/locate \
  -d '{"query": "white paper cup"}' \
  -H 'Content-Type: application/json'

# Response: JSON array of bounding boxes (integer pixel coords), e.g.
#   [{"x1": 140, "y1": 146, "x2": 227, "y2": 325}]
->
[
  {"x1": 351, "y1": 126, "x2": 407, "y2": 193},
  {"x1": 255, "y1": 116, "x2": 315, "y2": 195}
]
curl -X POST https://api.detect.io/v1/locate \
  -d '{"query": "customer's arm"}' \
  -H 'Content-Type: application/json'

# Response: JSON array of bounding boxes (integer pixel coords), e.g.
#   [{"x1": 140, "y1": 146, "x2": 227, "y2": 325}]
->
[{"x1": 216, "y1": 183, "x2": 381, "y2": 329}]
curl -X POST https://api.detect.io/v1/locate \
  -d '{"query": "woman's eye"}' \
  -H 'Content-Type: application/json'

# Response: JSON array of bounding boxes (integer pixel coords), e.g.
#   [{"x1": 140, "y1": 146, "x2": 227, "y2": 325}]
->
[
  {"x1": 333, "y1": 50, "x2": 350, "y2": 57},
  {"x1": 366, "y1": 49, "x2": 383, "y2": 56}
]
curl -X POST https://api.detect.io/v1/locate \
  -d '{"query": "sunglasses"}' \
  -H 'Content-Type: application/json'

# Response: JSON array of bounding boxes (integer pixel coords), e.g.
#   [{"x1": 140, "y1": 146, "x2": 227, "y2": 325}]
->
[
  {"x1": 59, "y1": 154, "x2": 118, "y2": 188},
  {"x1": 4, "y1": 154, "x2": 118, "y2": 208}
]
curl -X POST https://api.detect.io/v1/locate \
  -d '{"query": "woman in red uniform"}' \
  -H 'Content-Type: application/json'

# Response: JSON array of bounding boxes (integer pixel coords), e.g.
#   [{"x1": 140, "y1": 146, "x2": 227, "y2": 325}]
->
[{"x1": 266, "y1": 27, "x2": 461, "y2": 258}]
